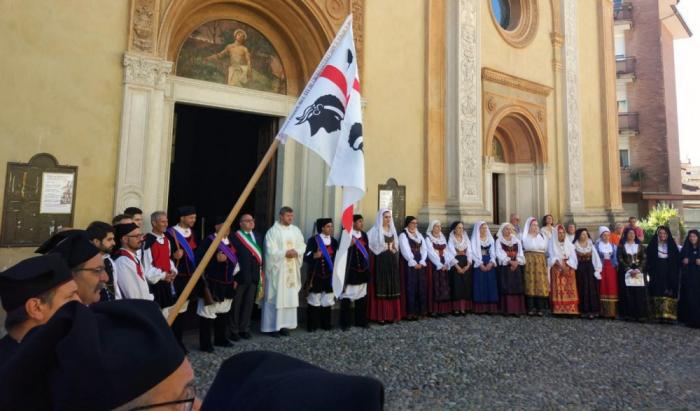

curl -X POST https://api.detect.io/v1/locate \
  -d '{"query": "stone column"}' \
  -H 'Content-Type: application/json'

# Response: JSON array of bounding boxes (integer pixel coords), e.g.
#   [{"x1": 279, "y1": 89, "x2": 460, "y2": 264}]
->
[
  {"x1": 114, "y1": 53, "x2": 173, "y2": 214},
  {"x1": 442, "y1": 0, "x2": 490, "y2": 224},
  {"x1": 561, "y1": 0, "x2": 585, "y2": 218}
]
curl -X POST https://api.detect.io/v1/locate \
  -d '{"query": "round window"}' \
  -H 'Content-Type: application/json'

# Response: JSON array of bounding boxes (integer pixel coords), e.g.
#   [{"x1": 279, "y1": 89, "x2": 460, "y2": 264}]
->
[
  {"x1": 492, "y1": 0, "x2": 511, "y2": 30},
  {"x1": 489, "y1": 0, "x2": 538, "y2": 48}
]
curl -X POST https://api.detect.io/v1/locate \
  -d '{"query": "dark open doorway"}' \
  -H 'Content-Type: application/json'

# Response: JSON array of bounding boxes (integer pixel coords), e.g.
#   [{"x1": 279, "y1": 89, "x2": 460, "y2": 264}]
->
[{"x1": 168, "y1": 103, "x2": 278, "y2": 237}]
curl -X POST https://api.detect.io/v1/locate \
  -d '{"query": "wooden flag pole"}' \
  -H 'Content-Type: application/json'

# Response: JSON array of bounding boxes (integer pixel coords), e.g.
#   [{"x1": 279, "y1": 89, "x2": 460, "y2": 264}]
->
[{"x1": 167, "y1": 139, "x2": 281, "y2": 326}]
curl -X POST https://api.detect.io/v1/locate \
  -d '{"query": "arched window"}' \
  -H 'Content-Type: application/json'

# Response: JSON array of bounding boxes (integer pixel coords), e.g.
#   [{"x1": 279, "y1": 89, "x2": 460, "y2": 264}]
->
[{"x1": 491, "y1": 0, "x2": 511, "y2": 30}]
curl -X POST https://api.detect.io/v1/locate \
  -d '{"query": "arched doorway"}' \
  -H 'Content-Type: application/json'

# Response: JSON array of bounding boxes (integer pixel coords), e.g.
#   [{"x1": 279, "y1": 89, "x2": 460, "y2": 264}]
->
[
  {"x1": 484, "y1": 108, "x2": 547, "y2": 224},
  {"x1": 117, "y1": 0, "x2": 359, "y2": 235}
]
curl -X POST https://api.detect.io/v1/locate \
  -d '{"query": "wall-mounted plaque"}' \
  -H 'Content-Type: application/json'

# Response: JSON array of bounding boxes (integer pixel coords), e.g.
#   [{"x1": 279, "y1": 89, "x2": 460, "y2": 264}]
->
[
  {"x1": 1, "y1": 154, "x2": 77, "y2": 246},
  {"x1": 377, "y1": 178, "x2": 405, "y2": 230}
]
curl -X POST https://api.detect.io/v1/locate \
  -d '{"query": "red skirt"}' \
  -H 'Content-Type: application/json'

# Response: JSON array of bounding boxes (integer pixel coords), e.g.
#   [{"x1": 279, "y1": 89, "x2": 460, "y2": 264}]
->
[
  {"x1": 600, "y1": 259, "x2": 618, "y2": 318},
  {"x1": 367, "y1": 254, "x2": 403, "y2": 322},
  {"x1": 427, "y1": 263, "x2": 452, "y2": 314}
]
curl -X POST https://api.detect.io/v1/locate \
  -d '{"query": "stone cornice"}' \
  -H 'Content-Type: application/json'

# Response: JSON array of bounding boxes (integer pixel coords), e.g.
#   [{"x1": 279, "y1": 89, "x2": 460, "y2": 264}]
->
[{"x1": 481, "y1": 68, "x2": 552, "y2": 97}]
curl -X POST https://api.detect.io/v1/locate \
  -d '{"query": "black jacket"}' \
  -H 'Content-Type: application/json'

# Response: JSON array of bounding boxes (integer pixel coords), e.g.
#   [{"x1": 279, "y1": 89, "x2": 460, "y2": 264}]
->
[{"x1": 230, "y1": 231, "x2": 264, "y2": 285}]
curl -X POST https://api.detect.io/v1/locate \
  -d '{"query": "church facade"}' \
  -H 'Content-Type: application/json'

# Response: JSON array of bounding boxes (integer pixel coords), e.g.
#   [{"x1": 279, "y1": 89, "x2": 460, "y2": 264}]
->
[{"x1": 0, "y1": 0, "x2": 624, "y2": 265}]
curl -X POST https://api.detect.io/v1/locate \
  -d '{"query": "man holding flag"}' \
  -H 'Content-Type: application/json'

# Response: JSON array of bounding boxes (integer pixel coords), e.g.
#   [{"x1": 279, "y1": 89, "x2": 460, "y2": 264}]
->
[{"x1": 304, "y1": 218, "x2": 339, "y2": 331}]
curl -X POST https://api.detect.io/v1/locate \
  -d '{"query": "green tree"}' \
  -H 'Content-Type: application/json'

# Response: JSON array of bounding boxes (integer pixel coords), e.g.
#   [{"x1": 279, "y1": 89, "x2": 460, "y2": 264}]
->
[{"x1": 639, "y1": 203, "x2": 686, "y2": 244}]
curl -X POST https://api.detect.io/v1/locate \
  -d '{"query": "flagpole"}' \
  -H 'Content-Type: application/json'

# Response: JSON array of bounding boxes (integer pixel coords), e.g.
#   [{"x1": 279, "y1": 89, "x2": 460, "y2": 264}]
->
[{"x1": 167, "y1": 139, "x2": 280, "y2": 326}]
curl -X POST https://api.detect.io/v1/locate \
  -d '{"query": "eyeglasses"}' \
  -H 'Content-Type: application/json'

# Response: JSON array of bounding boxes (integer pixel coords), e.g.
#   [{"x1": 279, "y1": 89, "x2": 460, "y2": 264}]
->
[
  {"x1": 129, "y1": 385, "x2": 197, "y2": 411},
  {"x1": 73, "y1": 266, "x2": 106, "y2": 276}
]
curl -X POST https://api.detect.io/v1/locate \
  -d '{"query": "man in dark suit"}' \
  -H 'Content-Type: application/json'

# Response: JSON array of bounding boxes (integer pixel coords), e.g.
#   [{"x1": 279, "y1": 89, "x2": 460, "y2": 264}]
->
[{"x1": 229, "y1": 213, "x2": 263, "y2": 340}]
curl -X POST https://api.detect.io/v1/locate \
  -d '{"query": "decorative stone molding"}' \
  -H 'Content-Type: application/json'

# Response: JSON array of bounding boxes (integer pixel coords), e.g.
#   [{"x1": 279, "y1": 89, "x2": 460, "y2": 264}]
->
[
  {"x1": 563, "y1": 0, "x2": 584, "y2": 210},
  {"x1": 482, "y1": 68, "x2": 552, "y2": 97},
  {"x1": 128, "y1": 0, "x2": 160, "y2": 54},
  {"x1": 488, "y1": 0, "x2": 539, "y2": 48},
  {"x1": 457, "y1": 0, "x2": 482, "y2": 203},
  {"x1": 123, "y1": 53, "x2": 173, "y2": 88}
]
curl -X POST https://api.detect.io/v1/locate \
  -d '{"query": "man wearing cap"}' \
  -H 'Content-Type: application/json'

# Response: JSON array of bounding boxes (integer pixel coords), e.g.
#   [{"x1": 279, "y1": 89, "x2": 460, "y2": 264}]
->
[
  {"x1": 143, "y1": 211, "x2": 179, "y2": 317},
  {"x1": 339, "y1": 214, "x2": 371, "y2": 330},
  {"x1": 37, "y1": 230, "x2": 109, "y2": 305},
  {"x1": 86, "y1": 221, "x2": 119, "y2": 301},
  {"x1": 113, "y1": 223, "x2": 153, "y2": 300},
  {"x1": 229, "y1": 213, "x2": 263, "y2": 341},
  {"x1": 165, "y1": 205, "x2": 200, "y2": 348},
  {"x1": 196, "y1": 216, "x2": 239, "y2": 352},
  {"x1": 304, "y1": 218, "x2": 338, "y2": 331},
  {"x1": 0, "y1": 254, "x2": 80, "y2": 363},
  {"x1": 0, "y1": 300, "x2": 202, "y2": 411},
  {"x1": 261, "y1": 206, "x2": 306, "y2": 337}
]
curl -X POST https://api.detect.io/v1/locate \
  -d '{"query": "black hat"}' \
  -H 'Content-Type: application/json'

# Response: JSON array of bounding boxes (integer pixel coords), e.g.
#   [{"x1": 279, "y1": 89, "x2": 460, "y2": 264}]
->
[
  {"x1": 201, "y1": 351, "x2": 384, "y2": 411},
  {"x1": 39, "y1": 230, "x2": 101, "y2": 269},
  {"x1": 315, "y1": 218, "x2": 333, "y2": 234},
  {"x1": 114, "y1": 222, "x2": 139, "y2": 245},
  {"x1": 35, "y1": 229, "x2": 81, "y2": 254},
  {"x1": 353, "y1": 214, "x2": 363, "y2": 222},
  {"x1": 0, "y1": 300, "x2": 186, "y2": 411},
  {"x1": 177, "y1": 205, "x2": 197, "y2": 217},
  {"x1": 0, "y1": 254, "x2": 73, "y2": 312},
  {"x1": 214, "y1": 215, "x2": 228, "y2": 226}
]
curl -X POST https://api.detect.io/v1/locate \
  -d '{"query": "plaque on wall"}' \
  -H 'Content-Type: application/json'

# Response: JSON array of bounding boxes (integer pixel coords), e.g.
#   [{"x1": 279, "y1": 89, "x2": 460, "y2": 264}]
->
[
  {"x1": 1, "y1": 154, "x2": 77, "y2": 247},
  {"x1": 377, "y1": 178, "x2": 405, "y2": 230}
]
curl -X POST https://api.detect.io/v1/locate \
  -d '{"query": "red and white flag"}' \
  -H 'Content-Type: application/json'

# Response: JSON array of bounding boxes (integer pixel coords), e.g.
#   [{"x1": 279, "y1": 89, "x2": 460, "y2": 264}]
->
[{"x1": 277, "y1": 15, "x2": 364, "y2": 297}]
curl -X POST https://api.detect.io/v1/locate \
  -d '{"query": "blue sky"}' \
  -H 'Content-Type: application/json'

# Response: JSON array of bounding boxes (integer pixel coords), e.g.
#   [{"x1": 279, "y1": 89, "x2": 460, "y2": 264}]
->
[{"x1": 675, "y1": 1, "x2": 700, "y2": 163}]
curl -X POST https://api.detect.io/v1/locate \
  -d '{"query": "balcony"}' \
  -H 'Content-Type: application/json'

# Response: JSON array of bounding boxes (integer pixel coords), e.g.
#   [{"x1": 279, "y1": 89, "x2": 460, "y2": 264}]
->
[
  {"x1": 618, "y1": 112, "x2": 639, "y2": 135},
  {"x1": 616, "y1": 56, "x2": 636, "y2": 80},
  {"x1": 614, "y1": 2, "x2": 633, "y2": 29}
]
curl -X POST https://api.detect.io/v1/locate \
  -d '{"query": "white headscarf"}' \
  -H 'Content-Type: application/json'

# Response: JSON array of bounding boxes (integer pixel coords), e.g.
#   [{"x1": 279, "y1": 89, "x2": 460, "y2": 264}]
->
[
  {"x1": 598, "y1": 226, "x2": 610, "y2": 238},
  {"x1": 448, "y1": 223, "x2": 472, "y2": 265},
  {"x1": 471, "y1": 221, "x2": 495, "y2": 263},
  {"x1": 368, "y1": 208, "x2": 398, "y2": 255},
  {"x1": 547, "y1": 224, "x2": 578, "y2": 270},
  {"x1": 520, "y1": 217, "x2": 537, "y2": 241},
  {"x1": 496, "y1": 222, "x2": 516, "y2": 243},
  {"x1": 425, "y1": 220, "x2": 446, "y2": 244}
]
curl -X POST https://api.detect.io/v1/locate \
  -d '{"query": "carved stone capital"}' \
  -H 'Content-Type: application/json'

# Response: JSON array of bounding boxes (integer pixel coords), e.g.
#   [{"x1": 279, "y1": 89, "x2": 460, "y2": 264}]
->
[{"x1": 123, "y1": 53, "x2": 173, "y2": 88}]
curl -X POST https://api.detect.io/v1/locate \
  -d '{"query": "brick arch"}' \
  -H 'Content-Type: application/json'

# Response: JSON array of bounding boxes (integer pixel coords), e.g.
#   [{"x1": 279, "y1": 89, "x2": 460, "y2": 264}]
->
[
  {"x1": 484, "y1": 105, "x2": 546, "y2": 165},
  {"x1": 157, "y1": 0, "x2": 340, "y2": 95}
]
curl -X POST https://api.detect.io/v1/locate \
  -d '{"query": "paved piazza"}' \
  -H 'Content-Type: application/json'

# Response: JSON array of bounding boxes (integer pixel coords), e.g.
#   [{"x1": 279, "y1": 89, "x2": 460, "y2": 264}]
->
[{"x1": 188, "y1": 315, "x2": 700, "y2": 410}]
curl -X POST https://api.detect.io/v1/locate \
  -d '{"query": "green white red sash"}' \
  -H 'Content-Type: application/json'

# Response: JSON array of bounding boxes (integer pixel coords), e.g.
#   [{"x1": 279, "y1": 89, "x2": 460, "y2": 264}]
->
[{"x1": 235, "y1": 230, "x2": 265, "y2": 302}]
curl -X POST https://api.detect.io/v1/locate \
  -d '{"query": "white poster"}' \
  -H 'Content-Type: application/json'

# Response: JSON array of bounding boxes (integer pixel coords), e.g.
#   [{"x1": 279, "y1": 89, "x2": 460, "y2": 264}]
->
[
  {"x1": 40, "y1": 172, "x2": 74, "y2": 214},
  {"x1": 379, "y1": 189, "x2": 393, "y2": 211}
]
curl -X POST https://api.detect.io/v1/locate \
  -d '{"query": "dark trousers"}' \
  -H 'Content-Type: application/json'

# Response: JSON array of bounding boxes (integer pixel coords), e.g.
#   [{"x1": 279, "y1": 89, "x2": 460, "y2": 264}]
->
[
  {"x1": 230, "y1": 282, "x2": 256, "y2": 334},
  {"x1": 340, "y1": 296, "x2": 368, "y2": 329},
  {"x1": 199, "y1": 314, "x2": 228, "y2": 350}
]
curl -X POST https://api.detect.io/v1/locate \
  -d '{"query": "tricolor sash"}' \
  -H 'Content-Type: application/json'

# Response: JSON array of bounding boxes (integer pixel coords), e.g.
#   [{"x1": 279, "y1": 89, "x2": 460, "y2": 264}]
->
[
  {"x1": 234, "y1": 231, "x2": 263, "y2": 265},
  {"x1": 209, "y1": 234, "x2": 238, "y2": 266},
  {"x1": 315, "y1": 235, "x2": 334, "y2": 272},
  {"x1": 167, "y1": 227, "x2": 195, "y2": 266},
  {"x1": 351, "y1": 235, "x2": 370, "y2": 269},
  {"x1": 234, "y1": 230, "x2": 265, "y2": 303},
  {"x1": 118, "y1": 249, "x2": 143, "y2": 279}
]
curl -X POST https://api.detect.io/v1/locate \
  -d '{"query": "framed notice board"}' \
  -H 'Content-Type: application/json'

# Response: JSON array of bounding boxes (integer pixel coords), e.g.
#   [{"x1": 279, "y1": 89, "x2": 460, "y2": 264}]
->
[
  {"x1": 377, "y1": 178, "x2": 405, "y2": 231},
  {"x1": 1, "y1": 154, "x2": 77, "y2": 246}
]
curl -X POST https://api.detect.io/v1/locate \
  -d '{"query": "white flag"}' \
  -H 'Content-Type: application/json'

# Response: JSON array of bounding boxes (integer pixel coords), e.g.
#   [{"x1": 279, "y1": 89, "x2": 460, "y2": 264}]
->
[{"x1": 277, "y1": 15, "x2": 365, "y2": 297}]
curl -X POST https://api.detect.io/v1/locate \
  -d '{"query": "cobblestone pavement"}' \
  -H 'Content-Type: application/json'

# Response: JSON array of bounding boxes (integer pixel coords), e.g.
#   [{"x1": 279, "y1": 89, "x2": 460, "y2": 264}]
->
[{"x1": 187, "y1": 315, "x2": 700, "y2": 410}]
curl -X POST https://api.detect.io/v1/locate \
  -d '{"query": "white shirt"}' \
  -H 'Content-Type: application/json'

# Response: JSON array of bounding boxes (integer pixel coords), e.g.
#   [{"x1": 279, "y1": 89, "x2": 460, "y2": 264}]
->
[
  {"x1": 114, "y1": 248, "x2": 154, "y2": 301},
  {"x1": 399, "y1": 230, "x2": 428, "y2": 267}
]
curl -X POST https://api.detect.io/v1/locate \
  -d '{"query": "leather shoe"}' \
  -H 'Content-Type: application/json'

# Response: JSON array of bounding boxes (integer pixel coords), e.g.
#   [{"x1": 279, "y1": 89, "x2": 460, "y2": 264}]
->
[
  {"x1": 240, "y1": 332, "x2": 252, "y2": 339},
  {"x1": 279, "y1": 328, "x2": 290, "y2": 336},
  {"x1": 229, "y1": 332, "x2": 241, "y2": 342}
]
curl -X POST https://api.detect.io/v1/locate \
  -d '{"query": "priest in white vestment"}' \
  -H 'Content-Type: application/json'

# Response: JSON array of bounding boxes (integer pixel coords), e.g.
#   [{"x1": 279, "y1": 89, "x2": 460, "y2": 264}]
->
[{"x1": 261, "y1": 206, "x2": 306, "y2": 335}]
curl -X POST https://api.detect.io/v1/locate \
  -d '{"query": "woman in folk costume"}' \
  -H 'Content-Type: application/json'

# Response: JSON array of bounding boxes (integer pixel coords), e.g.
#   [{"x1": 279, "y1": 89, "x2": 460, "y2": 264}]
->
[
  {"x1": 521, "y1": 217, "x2": 550, "y2": 316},
  {"x1": 303, "y1": 218, "x2": 338, "y2": 332},
  {"x1": 547, "y1": 224, "x2": 580, "y2": 315},
  {"x1": 595, "y1": 226, "x2": 619, "y2": 318},
  {"x1": 399, "y1": 216, "x2": 429, "y2": 320},
  {"x1": 447, "y1": 221, "x2": 473, "y2": 315},
  {"x1": 494, "y1": 223, "x2": 526, "y2": 316},
  {"x1": 425, "y1": 220, "x2": 453, "y2": 317},
  {"x1": 366, "y1": 208, "x2": 402, "y2": 324},
  {"x1": 616, "y1": 227, "x2": 650, "y2": 321},
  {"x1": 678, "y1": 230, "x2": 700, "y2": 328},
  {"x1": 645, "y1": 226, "x2": 681, "y2": 323},
  {"x1": 540, "y1": 214, "x2": 556, "y2": 241},
  {"x1": 471, "y1": 221, "x2": 499, "y2": 314},
  {"x1": 572, "y1": 228, "x2": 602, "y2": 319}
]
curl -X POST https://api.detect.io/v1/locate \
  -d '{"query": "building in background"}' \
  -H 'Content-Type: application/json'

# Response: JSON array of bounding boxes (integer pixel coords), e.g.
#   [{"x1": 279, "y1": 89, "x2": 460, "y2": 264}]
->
[
  {"x1": 681, "y1": 161, "x2": 700, "y2": 229},
  {"x1": 614, "y1": 0, "x2": 692, "y2": 218}
]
